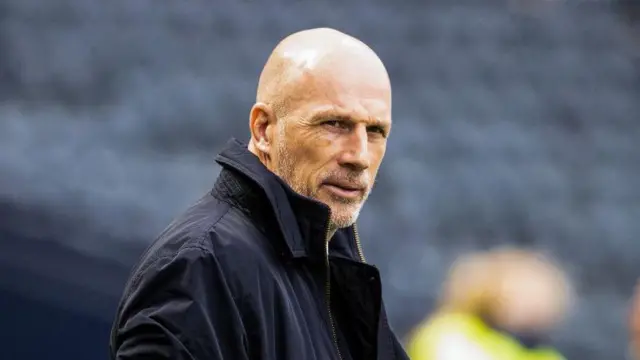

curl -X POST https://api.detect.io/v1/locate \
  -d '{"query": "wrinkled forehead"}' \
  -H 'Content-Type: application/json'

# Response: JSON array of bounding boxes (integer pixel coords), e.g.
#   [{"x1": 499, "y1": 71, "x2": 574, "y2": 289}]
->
[{"x1": 290, "y1": 64, "x2": 392, "y2": 125}]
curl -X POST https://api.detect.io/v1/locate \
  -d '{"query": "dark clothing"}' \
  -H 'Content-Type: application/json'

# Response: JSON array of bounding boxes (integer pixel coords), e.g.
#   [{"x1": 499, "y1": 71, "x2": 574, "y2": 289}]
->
[{"x1": 109, "y1": 138, "x2": 409, "y2": 360}]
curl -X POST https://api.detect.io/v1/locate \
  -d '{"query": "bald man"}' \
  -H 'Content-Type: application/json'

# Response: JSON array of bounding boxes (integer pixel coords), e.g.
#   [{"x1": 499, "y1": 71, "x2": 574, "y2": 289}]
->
[{"x1": 109, "y1": 28, "x2": 409, "y2": 360}]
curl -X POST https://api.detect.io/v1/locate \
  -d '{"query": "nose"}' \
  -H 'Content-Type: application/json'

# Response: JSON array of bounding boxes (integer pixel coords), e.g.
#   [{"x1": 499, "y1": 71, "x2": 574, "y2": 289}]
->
[{"x1": 337, "y1": 125, "x2": 370, "y2": 171}]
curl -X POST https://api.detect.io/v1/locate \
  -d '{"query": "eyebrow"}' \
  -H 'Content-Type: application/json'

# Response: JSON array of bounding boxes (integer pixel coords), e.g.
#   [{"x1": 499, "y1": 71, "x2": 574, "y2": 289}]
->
[{"x1": 312, "y1": 110, "x2": 390, "y2": 128}]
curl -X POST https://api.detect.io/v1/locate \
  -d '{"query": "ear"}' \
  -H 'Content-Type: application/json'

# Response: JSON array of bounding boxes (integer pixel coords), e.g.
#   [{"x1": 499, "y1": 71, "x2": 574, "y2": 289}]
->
[{"x1": 249, "y1": 102, "x2": 277, "y2": 156}]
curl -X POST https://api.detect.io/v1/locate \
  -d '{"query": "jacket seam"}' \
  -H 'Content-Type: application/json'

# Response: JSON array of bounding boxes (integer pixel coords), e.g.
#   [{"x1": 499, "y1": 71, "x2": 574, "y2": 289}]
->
[{"x1": 126, "y1": 201, "x2": 231, "y2": 303}]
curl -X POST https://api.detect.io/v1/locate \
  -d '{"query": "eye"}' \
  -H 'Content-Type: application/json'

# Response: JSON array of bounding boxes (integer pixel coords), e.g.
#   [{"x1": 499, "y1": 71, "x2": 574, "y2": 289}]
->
[
  {"x1": 323, "y1": 120, "x2": 349, "y2": 129},
  {"x1": 367, "y1": 126, "x2": 387, "y2": 137}
]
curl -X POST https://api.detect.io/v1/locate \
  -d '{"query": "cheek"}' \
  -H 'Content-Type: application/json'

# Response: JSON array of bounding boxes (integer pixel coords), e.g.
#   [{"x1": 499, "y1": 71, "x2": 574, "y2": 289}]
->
[
  {"x1": 374, "y1": 142, "x2": 387, "y2": 161},
  {"x1": 296, "y1": 132, "x2": 337, "y2": 170},
  {"x1": 283, "y1": 143, "x2": 329, "y2": 186},
  {"x1": 368, "y1": 146, "x2": 387, "y2": 175},
  {"x1": 289, "y1": 126, "x2": 332, "y2": 157}
]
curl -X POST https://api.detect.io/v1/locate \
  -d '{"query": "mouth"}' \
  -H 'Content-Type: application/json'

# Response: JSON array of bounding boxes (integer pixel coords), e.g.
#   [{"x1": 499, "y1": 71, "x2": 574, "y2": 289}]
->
[{"x1": 321, "y1": 181, "x2": 366, "y2": 200}]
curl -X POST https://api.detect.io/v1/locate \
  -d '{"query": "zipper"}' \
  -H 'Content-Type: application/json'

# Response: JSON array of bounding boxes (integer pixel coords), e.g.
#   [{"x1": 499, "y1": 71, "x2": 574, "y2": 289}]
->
[
  {"x1": 324, "y1": 211, "x2": 343, "y2": 360},
  {"x1": 353, "y1": 224, "x2": 366, "y2": 263}
]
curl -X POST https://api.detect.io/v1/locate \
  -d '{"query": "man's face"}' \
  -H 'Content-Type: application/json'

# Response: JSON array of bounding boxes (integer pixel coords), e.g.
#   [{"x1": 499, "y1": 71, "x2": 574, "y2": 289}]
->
[
  {"x1": 270, "y1": 73, "x2": 391, "y2": 230},
  {"x1": 494, "y1": 267, "x2": 564, "y2": 333}
]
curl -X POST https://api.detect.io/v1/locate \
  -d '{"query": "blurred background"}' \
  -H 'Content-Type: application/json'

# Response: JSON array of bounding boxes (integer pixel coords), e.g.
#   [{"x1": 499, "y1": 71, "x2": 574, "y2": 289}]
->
[{"x1": 1, "y1": 0, "x2": 639, "y2": 359}]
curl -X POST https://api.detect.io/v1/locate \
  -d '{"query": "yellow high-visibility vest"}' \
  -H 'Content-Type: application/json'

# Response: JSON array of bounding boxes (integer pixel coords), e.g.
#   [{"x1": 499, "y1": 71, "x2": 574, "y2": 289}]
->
[{"x1": 406, "y1": 312, "x2": 565, "y2": 360}]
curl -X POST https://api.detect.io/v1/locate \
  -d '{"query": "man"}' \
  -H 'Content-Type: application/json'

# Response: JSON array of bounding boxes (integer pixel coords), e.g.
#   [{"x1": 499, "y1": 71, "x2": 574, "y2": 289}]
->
[
  {"x1": 407, "y1": 247, "x2": 571, "y2": 360},
  {"x1": 109, "y1": 28, "x2": 409, "y2": 360}
]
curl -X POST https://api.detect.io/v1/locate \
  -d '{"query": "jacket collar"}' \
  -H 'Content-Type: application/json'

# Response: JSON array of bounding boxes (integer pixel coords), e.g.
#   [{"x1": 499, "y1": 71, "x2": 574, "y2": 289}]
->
[{"x1": 213, "y1": 138, "x2": 360, "y2": 263}]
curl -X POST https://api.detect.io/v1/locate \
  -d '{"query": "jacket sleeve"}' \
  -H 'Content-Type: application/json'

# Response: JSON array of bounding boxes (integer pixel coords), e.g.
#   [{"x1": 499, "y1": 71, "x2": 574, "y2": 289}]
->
[{"x1": 111, "y1": 244, "x2": 249, "y2": 360}]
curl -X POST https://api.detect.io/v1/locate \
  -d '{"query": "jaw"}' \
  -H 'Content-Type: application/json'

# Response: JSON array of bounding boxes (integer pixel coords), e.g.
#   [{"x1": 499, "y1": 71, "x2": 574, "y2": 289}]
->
[{"x1": 326, "y1": 201, "x2": 363, "y2": 229}]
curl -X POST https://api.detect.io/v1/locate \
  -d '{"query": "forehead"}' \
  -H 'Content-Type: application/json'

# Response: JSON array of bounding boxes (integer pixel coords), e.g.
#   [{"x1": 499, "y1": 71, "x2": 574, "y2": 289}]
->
[{"x1": 294, "y1": 69, "x2": 392, "y2": 126}]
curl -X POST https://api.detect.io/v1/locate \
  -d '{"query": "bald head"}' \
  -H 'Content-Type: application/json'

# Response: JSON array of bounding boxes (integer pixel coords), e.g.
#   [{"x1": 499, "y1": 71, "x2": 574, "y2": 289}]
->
[
  {"x1": 248, "y1": 28, "x2": 392, "y2": 234},
  {"x1": 256, "y1": 28, "x2": 391, "y2": 117}
]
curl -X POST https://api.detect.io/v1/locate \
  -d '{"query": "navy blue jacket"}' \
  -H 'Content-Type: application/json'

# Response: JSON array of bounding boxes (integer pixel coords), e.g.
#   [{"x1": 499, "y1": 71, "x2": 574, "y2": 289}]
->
[{"x1": 110, "y1": 138, "x2": 409, "y2": 360}]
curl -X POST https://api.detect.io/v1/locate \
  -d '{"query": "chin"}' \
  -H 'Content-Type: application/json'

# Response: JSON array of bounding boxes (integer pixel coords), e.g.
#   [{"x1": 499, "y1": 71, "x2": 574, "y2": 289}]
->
[{"x1": 329, "y1": 207, "x2": 361, "y2": 229}]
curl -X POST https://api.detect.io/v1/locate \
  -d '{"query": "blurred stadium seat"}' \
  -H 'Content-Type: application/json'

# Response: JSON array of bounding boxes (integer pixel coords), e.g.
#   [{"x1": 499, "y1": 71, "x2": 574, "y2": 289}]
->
[{"x1": 1, "y1": 1, "x2": 638, "y2": 359}]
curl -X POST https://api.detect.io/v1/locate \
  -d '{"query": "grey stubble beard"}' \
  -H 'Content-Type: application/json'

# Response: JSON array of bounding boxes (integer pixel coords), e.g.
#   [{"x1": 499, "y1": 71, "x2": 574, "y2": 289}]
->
[{"x1": 273, "y1": 133, "x2": 366, "y2": 230}]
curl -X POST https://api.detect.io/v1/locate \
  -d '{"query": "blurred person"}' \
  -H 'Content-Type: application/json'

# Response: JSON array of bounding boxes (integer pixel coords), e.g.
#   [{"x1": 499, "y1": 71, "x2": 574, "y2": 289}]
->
[
  {"x1": 629, "y1": 280, "x2": 640, "y2": 359},
  {"x1": 407, "y1": 247, "x2": 572, "y2": 360},
  {"x1": 109, "y1": 28, "x2": 409, "y2": 360}
]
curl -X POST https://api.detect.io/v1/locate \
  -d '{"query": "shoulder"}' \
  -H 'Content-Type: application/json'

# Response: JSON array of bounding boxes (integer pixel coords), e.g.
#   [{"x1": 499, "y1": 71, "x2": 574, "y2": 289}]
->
[
  {"x1": 428, "y1": 312, "x2": 485, "y2": 331},
  {"x1": 422, "y1": 312, "x2": 496, "y2": 347},
  {"x1": 407, "y1": 312, "x2": 490, "y2": 360},
  {"x1": 132, "y1": 194, "x2": 229, "y2": 272},
  {"x1": 125, "y1": 193, "x2": 276, "y2": 295},
  {"x1": 531, "y1": 347, "x2": 568, "y2": 360}
]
